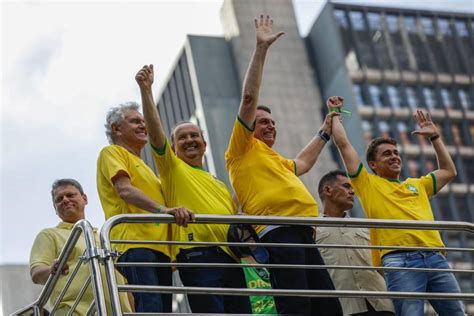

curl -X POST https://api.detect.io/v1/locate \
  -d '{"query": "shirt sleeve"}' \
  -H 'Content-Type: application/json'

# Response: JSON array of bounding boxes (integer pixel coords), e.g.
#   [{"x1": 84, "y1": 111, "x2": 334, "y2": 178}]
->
[
  {"x1": 29, "y1": 230, "x2": 57, "y2": 270},
  {"x1": 98, "y1": 146, "x2": 131, "y2": 183},
  {"x1": 419, "y1": 173, "x2": 436, "y2": 197},
  {"x1": 225, "y1": 117, "x2": 255, "y2": 168},
  {"x1": 281, "y1": 158, "x2": 297, "y2": 174},
  {"x1": 151, "y1": 138, "x2": 177, "y2": 179},
  {"x1": 348, "y1": 163, "x2": 371, "y2": 200}
]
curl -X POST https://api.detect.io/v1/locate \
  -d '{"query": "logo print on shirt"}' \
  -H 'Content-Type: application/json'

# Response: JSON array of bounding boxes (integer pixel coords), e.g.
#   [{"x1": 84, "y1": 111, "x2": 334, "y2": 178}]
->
[
  {"x1": 406, "y1": 184, "x2": 419, "y2": 195},
  {"x1": 188, "y1": 233, "x2": 194, "y2": 241}
]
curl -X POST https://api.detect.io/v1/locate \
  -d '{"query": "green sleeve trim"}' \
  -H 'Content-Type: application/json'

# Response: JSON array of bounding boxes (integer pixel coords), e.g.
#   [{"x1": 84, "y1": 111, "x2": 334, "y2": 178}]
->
[
  {"x1": 150, "y1": 139, "x2": 168, "y2": 156},
  {"x1": 430, "y1": 172, "x2": 437, "y2": 195},
  {"x1": 237, "y1": 116, "x2": 255, "y2": 132},
  {"x1": 293, "y1": 160, "x2": 297, "y2": 175},
  {"x1": 348, "y1": 163, "x2": 363, "y2": 178}
]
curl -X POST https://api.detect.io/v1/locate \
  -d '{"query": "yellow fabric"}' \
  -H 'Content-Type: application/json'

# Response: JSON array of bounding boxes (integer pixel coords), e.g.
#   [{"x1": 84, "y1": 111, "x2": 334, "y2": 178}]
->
[
  {"x1": 29, "y1": 222, "x2": 132, "y2": 315},
  {"x1": 225, "y1": 117, "x2": 318, "y2": 233},
  {"x1": 97, "y1": 145, "x2": 170, "y2": 257},
  {"x1": 152, "y1": 140, "x2": 236, "y2": 259},
  {"x1": 349, "y1": 163, "x2": 444, "y2": 266}
]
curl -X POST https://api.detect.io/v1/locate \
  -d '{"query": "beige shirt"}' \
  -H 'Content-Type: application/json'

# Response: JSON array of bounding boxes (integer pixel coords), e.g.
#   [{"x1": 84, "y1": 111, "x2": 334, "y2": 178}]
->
[{"x1": 316, "y1": 214, "x2": 394, "y2": 315}]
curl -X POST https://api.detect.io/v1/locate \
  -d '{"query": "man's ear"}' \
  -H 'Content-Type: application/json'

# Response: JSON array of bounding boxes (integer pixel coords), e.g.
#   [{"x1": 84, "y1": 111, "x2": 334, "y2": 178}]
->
[
  {"x1": 368, "y1": 160, "x2": 377, "y2": 172},
  {"x1": 323, "y1": 185, "x2": 332, "y2": 197},
  {"x1": 82, "y1": 194, "x2": 88, "y2": 205},
  {"x1": 112, "y1": 123, "x2": 121, "y2": 137}
]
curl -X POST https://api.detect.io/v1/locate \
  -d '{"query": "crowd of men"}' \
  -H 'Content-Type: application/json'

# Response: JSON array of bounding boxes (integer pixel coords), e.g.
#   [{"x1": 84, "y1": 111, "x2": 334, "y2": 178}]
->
[{"x1": 29, "y1": 15, "x2": 466, "y2": 316}]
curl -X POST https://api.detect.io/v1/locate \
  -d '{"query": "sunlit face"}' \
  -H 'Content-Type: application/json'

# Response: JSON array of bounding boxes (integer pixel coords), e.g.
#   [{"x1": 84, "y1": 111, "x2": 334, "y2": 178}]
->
[
  {"x1": 172, "y1": 123, "x2": 206, "y2": 163},
  {"x1": 254, "y1": 109, "x2": 276, "y2": 148},
  {"x1": 369, "y1": 143, "x2": 402, "y2": 179},
  {"x1": 328, "y1": 175, "x2": 355, "y2": 210},
  {"x1": 53, "y1": 185, "x2": 87, "y2": 223},
  {"x1": 113, "y1": 110, "x2": 148, "y2": 147}
]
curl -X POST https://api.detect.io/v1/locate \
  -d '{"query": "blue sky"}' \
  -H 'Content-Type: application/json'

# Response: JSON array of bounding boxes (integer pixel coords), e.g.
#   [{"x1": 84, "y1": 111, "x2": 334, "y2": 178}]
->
[{"x1": 2, "y1": 0, "x2": 473, "y2": 264}]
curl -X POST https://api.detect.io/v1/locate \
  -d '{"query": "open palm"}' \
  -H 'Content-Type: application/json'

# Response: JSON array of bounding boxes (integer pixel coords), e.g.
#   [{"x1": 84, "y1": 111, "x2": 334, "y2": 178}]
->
[
  {"x1": 412, "y1": 109, "x2": 438, "y2": 137},
  {"x1": 255, "y1": 14, "x2": 284, "y2": 46}
]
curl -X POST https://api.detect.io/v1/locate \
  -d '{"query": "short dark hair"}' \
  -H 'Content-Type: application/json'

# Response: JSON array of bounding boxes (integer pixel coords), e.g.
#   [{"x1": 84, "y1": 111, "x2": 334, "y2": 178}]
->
[
  {"x1": 257, "y1": 105, "x2": 271, "y2": 114},
  {"x1": 170, "y1": 121, "x2": 205, "y2": 147},
  {"x1": 51, "y1": 179, "x2": 84, "y2": 201},
  {"x1": 366, "y1": 137, "x2": 398, "y2": 168},
  {"x1": 318, "y1": 170, "x2": 347, "y2": 201}
]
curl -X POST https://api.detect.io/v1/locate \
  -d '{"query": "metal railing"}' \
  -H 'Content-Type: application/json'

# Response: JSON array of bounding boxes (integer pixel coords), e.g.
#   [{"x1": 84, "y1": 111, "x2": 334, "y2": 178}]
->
[
  {"x1": 14, "y1": 215, "x2": 474, "y2": 315},
  {"x1": 99, "y1": 214, "x2": 474, "y2": 315},
  {"x1": 12, "y1": 220, "x2": 107, "y2": 316}
]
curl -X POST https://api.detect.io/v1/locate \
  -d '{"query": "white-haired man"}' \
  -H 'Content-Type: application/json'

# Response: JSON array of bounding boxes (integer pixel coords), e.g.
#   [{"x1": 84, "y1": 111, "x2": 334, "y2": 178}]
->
[{"x1": 97, "y1": 103, "x2": 194, "y2": 312}]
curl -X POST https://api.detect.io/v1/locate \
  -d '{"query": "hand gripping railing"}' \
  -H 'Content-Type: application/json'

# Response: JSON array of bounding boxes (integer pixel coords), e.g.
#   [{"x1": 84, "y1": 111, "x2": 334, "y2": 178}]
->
[
  {"x1": 100, "y1": 214, "x2": 474, "y2": 315},
  {"x1": 12, "y1": 220, "x2": 107, "y2": 316}
]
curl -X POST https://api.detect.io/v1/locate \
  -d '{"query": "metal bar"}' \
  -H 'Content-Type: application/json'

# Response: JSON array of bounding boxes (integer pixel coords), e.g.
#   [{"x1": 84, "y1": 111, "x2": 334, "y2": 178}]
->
[
  {"x1": 67, "y1": 275, "x2": 92, "y2": 316},
  {"x1": 101, "y1": 214, "x2": 474, "y2": 232},
  {"x1": 86, "y1": 300, "x2": 97, "y2": 316},
  {"x1": 11, "y1": 220, "x2": 108, "y2": 316},
  {"x1": 114, "y1": 261, "x2": 473, "y2": 274},
  {"x1": 50, "y1": 256, "x2": 87, "y2": 314},
  {"x1": 117, "y1": 285, "x2": 474, "y2": 300},
  {"x1": 111, "y1": 239, "x2": 474, "y2": 253}
]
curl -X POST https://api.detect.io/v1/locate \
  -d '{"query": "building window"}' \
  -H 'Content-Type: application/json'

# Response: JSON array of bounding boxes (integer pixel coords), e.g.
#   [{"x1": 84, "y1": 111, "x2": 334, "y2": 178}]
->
[
  {"x1": 455, "y1": 196, "x2": 472, "y2": 223},
  {"x1": 463, "y1": 158, "x2": 474, "y2": 183},
  {"x1": 440, "y1": 88, "x2": 455, "y2": 109},
  {"x1": 387, "y1": 85, "x2": 402, "y2": 109},
  {"x1": 458, "y1": 88, "x2": 472, "y2": 110},
  {"x1": 362, "y1": 120, "x2": 373, "y2": 143},
  {"x1": 438, "y1": 18, "x2": 452, "y2": 36},
  {"x1": 367, "y1": 12, "x2": 381, "y2": 30},
  {"x1": 455, "y1": 20, "x2": 468, "y2": 37},
  {"x1": 422, "y1": 17, "x2": 449, "y2": 72},
  {"x1": 369, "y1": 84, "x2": 384, "y2": 108},
  {"x1": 407, "y1": 159, "x2": 420, "y2": 178},
  {"x1": 405, "y1": 86, "x2": 419, "y2": 110},
  {"x1": 378, "y1": 121, "x2": 391, "y2": 138},
  {"x1": 436, "y1": 196, "x2": 453, "y2": 221},
  {"x1": 404, "y1": 16, "x2": 417, "y2": 33},
  {"x1": 451, "y1": 125, "x2": 463, "y2": 146},
  {"x1": 349, "y1": 11, "x2": 376, "y2": 68},
  {"x1": 422, "y1": 87, "x2": 438, "y2": 110},
  {"x1": 334, "y1": 10, "x2": 349, "y2": 29},
  {"x1": 349, "y1": 11, "x2": 366, "y2": 31},
  {"x1": 397, "y1": 121, "x2": 411, "y2": 145},
  {"x1": 352, "y1": 84, "x2": 365, "y2": 106},
  {"x1": 421, "y1": 17, "x2": 435, "y2": 35},
  {"x1": 386, "y1": 14, "x2": 410, "y2": 70}
]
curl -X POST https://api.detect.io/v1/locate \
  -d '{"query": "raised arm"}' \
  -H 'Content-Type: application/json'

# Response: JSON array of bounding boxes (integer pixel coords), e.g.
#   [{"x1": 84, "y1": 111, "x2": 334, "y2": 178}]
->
[
  {"x1": 328, "y1": 96, "x2": 362, "y2": 175},
  {"x1": 412, "y1": 110, "x2": 456, "y2": 191},
  {"x1": 136, "y1": 64, "x2": 166, "y2": 150},
  {"x1": 239, "y1": 14, "x2": 284, "y2": 127},
  {"x1": 31, "y1": 259, "x2": 69, "y2": 285},
  {"x1": 294, "y1": 112, "x2": 339, "y2": 176}
]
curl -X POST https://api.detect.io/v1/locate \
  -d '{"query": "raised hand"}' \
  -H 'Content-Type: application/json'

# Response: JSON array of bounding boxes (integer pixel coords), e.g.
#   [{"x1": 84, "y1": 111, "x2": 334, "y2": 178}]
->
[
  {"x1": 326, "y1": 96, "x2": 344, "y2": 110},
  {"x1": 412, "y1": 109, "x2": 439, "y2": 138},
  {"x1": 135, "y1": 64, "x2": 154, "y2": 90},
  {"x1": 50, "y1": 259, "x2": 69, "y2": 276},
  {"x1": 321, "y1": 111, "x2": 341, "y2": 135},
  {"x1": 255, "y1": 14, "x2": 284, "y2": 47},
  {"x1": 163, "y1": 206, "x2": 195, "y2": 227}
]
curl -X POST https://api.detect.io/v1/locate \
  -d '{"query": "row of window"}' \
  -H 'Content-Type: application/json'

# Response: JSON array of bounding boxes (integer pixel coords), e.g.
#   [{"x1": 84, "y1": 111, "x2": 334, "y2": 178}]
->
[
  {"x1": 334, "y1": 9, "x2": 473, "y2": 74},
  {"x1": 353, "y1": 83, "x2": 473, "y2": 111}
]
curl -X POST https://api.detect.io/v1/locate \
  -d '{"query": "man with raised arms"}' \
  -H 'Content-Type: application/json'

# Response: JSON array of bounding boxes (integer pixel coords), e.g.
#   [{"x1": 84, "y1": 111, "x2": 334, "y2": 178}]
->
[
  {"x1": 225, "y1": 14, "x2": 342, "y2": 315},
  {"x1": 328, "y1": 96, "x2": 465, "y2": 316},
  {"x1": 136, "y1": 64, "x2": 251, "y2": 314}
]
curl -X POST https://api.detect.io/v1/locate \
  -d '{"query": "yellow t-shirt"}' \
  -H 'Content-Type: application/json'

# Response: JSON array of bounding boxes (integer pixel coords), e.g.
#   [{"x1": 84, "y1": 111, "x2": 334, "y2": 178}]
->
[
  {"x1": 97, "y1": 145, "x2": 170, "y2": 257},
  {"x1": 29, "y1": 222, "x2": 132, "y2": 315},
  {"x1": 349, "y1": 163, "x2": 444, "y2": 266},
  {"x1": 152, "y1": 140, "x2": 236, "y2": 259},
  {"x1": 225, "y1": 117, "x2": 318, "y2": 232}
]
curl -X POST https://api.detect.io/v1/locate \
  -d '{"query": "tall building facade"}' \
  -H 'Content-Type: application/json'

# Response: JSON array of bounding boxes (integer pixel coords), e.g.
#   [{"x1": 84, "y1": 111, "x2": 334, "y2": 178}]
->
[{"x1": 148, "y1": 0, "x2": 473, "y2": 312}]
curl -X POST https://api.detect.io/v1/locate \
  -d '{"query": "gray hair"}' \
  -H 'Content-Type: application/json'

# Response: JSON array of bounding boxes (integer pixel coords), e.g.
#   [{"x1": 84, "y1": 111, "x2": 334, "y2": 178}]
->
[
  {"x1": 51, "y1": 178, "x2": 84, "y2": 201},
  {"x1": 104, "y1": 102, "x2": 141, "y2": 144}
]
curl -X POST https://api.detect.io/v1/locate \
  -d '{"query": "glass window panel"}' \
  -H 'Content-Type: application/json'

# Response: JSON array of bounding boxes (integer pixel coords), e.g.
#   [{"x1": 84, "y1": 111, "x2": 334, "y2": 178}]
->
[
  {"x1": 455, "y1": 196, "x2": 472, "y2": 222},
  {"x1": 369, "y1": 85, "x2": 384, "y2": 108},
  {"x1": 378, "y1": 121, "x2": 391, "y2": 138},
  {"x1": 421, "y1": 17, "x2": 435, "y2": 35},
  {"x1": 387, "y1": 85, "x2": 402, "y2": 108},
  {"x1": 407, "y1": 159, "x2": 421, "y2": 178},
  {"x1": 438, "y1": 18, "x2": 452, "y2": 35},
  {"x1": 451, "y1": 125, "x2": 463, "y2": 146},
  {"x1": 455, "y1": 20, "x2": 468, "y2": 37},
  {"x1": 352, "y1": 84, "x2": 365, "y2": 106},
  {"x1": 367, "y1": 12, "x2": 382, "y2": 30},
  {"x1": 422, "y1": 87, "x2": 438, "y2": 110},
  {"x1": 440, "y1": 88, "x2": 454, "y2": 109},
  {"x1": 405, "y1": 87, "x2": 419, "y2": 110},
  {"x1": 463, "y1": 158, "x2": 474, "y2": 183},
  {"x1": 386, "y1": 14, "x2": 399, "y2": 32},
  {"x1": 334, "y1": 10, "x2": 349, "y2": 29},
  {"x1": 397, "y1": 122, "x2": 411, "y2": 145},
  {"x1": 349, "y1": 11, "x2": 366, "y2": 31},
  {"x1": 362, "y1": 120, "x2": 374, "y2": 143},
  {"x1": 457, "y1": 88, "x2": 472, "y2": 109},
  {"x1": 404, "y1": 16, "x2": 417, "y2": 33}
]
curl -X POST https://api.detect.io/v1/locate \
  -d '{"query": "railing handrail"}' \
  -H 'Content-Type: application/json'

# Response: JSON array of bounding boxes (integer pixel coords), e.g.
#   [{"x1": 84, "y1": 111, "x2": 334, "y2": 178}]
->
[
  {"x1": 99, "y1": 214, "x2": 473, "y2": 315},
  {"x1": 11, "y1": 220, "x2": 107, "y2": 316}
]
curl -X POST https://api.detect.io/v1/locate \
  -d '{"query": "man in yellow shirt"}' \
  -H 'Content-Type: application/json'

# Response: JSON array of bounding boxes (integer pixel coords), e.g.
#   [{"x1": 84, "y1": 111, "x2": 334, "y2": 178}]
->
[
  {"x1": 30, "y1": 179, "x2": 132, "y2": 315},
  {"x1": 329, "y1": 96, "x2": 465, "y2": 316},
  {"x1": 136, "y1": 64, "x2": 250, "y2": 314},
  {"x1": 225, "y1": 15, "x2": 342, "y2": 315},
  {"x1": 97, "y1": 103, "x2": 194, "y2": 312}
]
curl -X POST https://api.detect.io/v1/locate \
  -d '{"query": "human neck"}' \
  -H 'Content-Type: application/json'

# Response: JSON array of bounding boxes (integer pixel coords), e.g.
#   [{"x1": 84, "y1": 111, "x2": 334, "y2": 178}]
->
[
  {"x1": 323, "y1": 203, "x2": 346, "y2": 218},
  {"x1": 116, "y1": 141, "x2": 142, "y2": 157}
]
